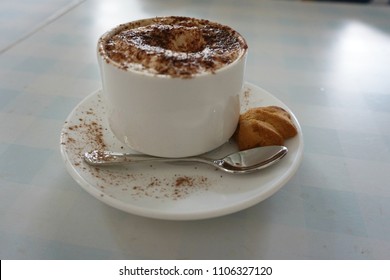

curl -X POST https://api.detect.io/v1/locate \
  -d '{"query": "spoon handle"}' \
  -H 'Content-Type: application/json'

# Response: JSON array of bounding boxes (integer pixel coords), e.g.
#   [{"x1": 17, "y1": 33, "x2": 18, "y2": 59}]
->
[{"x1": 83, "y1": 150, "x2": 209, "y2": 166}]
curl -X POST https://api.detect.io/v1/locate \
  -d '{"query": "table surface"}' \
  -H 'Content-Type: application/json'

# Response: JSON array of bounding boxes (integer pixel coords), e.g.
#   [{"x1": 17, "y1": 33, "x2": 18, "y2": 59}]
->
[{"x1": 1, "y1": 0, "x2": 390, "y2": 260}]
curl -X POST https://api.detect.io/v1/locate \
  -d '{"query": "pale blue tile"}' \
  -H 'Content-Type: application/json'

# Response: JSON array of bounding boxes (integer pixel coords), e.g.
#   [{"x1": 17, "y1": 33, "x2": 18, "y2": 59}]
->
[
  {"x1": 0, "y1": 53, "x2": 33, "y2": 72},
  {"x1": 13, "y1": 57, "x2": 57, "y2": 73},
  {"x1": 175, "y1": 217, "x2": 250, "y2": 259},
  {"x1": 0, "y1": 143, "x2": 8, "y2": 155},
  {"x1": 78, "y1": 63, "x2": 100, "y2": 80},
  {"x1": 284, "y1": 56, "x2": 329, "y2": 73},
  {"x1": 358, "y1": 194, "x2": 390, "y2": 242},
  {"x1": 290, "y1": 153, "x2": 353, "y2": 191},
  {"x1": 286, "y1": 85, "x2": 331, "y2": 107},
  {"x1": 247, "y1": 183, "x2": 305, "y2": 227},
  {"x1": 359, "y1": 8, "x2": 390, "y2": 24},
  {"x1": 49, "y1": 33, "x2": 86, "y2": 46},
  {"x1": 302, "y1": 186, "x2": 367, "y2": 237},
  {"x1": 0, "y1": 231, "x2": 113, "y2": 259},
  {"x1": 0, "y1": 88, "x2": 21, "y2": 109},
  {"x1": 338, "y1": 130, "x2": 390, "y2": 162},
  {"x1": 0, "y1": 144, "x2": 54, "y2": 184},
  {"x1": 4, "y1": 92, "x2": 52, "y2": 116},
  {"x1": 277, "y1": 33, "x2": 311, "y2": 46},
  {"x1": 321, "y1": 88, "x2": 368, "y2": 110},
  {"x1": 306, "y1": 229, "x2": 373, "y2": 260},
  {"x1": 0, "y1": 29, "x2": 22, "y2": 44},
  {"x1": 0, "y1": 10, "x2": 19, "y2": 20},
  {"x1": 0, "y1": 179, "x2": 28, "y2": 215},
  {"x1": 39, "y1": 95, "x2": 81, "y2": 120},
  {"x1": 302, "y1": 125, "x2": 344, "y2": 157},
  {"x1": 364, "y1": 93, "x2": 390, "y2": 113},
  {"x1": 384, "y1": 135, "x2": 390, "y2": 152}
]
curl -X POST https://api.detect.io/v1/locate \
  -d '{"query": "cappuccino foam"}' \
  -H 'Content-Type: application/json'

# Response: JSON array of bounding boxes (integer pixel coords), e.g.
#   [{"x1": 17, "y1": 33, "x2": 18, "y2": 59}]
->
[{"x1": 99, "y1": 16, "x2": 248, "y2": 78}]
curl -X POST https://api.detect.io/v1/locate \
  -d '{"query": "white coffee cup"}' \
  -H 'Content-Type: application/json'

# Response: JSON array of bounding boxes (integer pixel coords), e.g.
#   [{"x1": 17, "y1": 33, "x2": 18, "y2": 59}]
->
[{"x1": 97, "y1": 17, "x2": 247, "y2": 158}]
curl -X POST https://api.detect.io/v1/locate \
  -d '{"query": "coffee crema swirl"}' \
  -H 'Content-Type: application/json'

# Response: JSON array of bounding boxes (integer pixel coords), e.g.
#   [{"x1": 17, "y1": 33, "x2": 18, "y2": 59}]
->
[{"x1": 99, "y1": 16, "x2": 248, "y2": 78}]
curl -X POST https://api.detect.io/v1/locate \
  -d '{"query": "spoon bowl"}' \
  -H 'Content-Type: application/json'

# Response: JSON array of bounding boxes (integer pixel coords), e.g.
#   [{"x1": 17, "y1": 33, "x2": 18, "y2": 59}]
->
[{"x1": 83, "y1": 146, "x2": 288, "y2": 174}]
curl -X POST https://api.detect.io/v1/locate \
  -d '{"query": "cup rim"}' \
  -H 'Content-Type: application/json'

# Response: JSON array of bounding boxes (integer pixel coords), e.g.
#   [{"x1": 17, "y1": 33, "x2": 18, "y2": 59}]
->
[{"x1": 97, "y1": 16, "x2": 248, "y2": 79}]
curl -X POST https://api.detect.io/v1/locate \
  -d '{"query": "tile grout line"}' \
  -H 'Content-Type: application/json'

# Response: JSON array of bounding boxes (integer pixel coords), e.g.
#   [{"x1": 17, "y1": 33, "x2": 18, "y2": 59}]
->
[{"x1": 0, "y1": 0, "x2": 87, "y2": 55}]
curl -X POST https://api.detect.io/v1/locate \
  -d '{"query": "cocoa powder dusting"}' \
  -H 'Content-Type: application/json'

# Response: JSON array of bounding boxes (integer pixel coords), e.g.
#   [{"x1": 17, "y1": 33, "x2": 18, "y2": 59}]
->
[
  {"x1": 175, "y1": 176, "x2": 195, "y2": 187},
  {"x1": 99, "y1": 16, "x2": 247, "y2": 78},
  {"x1": 130, "y1": 174, "x2": 210, "y2": 200}
]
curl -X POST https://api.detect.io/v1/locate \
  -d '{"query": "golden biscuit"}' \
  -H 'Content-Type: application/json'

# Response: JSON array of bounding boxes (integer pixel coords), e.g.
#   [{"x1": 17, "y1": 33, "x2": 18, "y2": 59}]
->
[{"x1": 235, "y1": 106, "x2": 297, "y2": 150}]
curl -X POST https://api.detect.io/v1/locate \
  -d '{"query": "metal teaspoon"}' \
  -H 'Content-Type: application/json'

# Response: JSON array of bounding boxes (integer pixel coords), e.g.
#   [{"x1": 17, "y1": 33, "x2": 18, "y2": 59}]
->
[{"x1": 83, "y1": 146, "x2": 288, "y2": 174}]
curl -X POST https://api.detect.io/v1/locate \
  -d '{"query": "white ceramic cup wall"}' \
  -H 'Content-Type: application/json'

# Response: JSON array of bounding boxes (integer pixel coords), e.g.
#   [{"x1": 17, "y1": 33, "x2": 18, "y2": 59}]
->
[{"x1": 97, "y1": 18, "x2": 247, "y2": 158}]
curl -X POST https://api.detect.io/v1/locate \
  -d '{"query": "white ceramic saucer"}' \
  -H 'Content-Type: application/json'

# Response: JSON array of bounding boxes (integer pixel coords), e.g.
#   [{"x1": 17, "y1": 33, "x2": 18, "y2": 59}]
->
[{"x1": 60, "y1": 82, "x2": 303, "y2": 220}]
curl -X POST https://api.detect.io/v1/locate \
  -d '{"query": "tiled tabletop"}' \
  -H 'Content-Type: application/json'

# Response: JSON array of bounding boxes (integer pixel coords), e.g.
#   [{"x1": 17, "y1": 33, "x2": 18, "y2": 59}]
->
[{"x1": 1, "y1": 0, "x2": 390, "y2": 259}]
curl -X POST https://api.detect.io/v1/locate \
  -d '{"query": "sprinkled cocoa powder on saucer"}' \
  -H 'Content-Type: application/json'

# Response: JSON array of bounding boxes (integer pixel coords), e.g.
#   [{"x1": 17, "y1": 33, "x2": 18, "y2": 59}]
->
[
  {"x1": 61, "y1": 93, "x2": 217, "y2": 201},
  {"x1": 175, "y1": 176, "x2": 195, "y2": 187}
]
